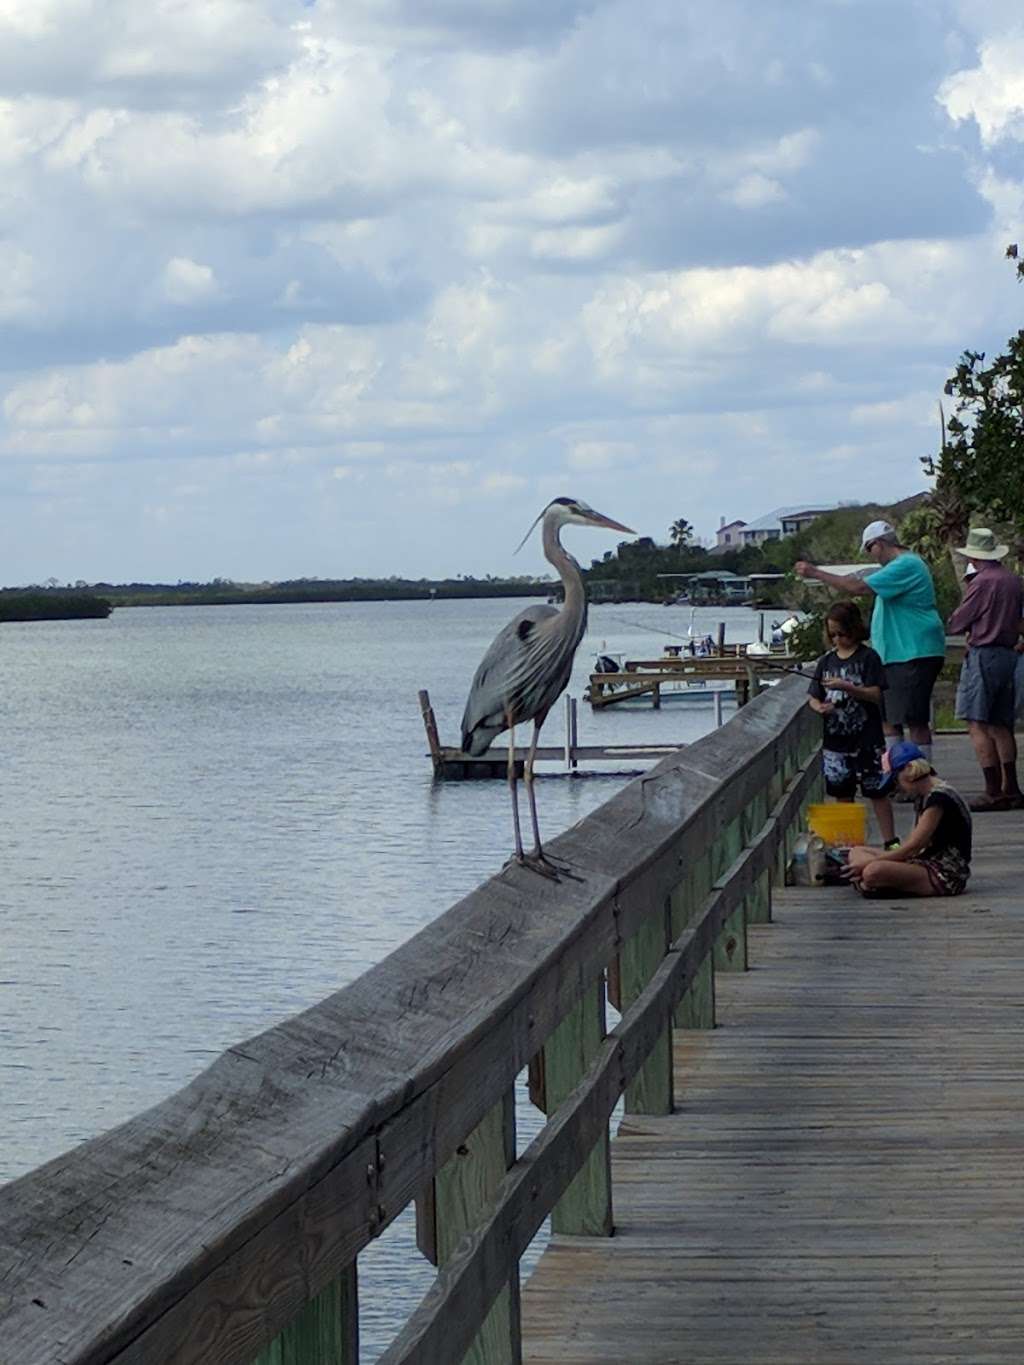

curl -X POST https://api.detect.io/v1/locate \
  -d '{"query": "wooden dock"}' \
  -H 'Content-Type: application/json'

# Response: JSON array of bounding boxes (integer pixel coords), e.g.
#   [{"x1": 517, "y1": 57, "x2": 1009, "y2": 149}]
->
[
  {"x1": 522, "y1": 733, "x2": 1024, "y2": 1363},
  {"x1": 419, "y1": 689, "x2": 688, "y2": 777},
  {"x1": 587, "y1": 654, "x2": 803, "y2": 709}
]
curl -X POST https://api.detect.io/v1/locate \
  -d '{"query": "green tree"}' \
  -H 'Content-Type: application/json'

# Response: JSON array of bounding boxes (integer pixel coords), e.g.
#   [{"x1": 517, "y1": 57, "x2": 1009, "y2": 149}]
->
[
  {"x1": 924, "y1": 246, "x2": 1024, "y2": 553},
  {"x1": 669, "y1": 517, "x2": 694, "y2": 547}
]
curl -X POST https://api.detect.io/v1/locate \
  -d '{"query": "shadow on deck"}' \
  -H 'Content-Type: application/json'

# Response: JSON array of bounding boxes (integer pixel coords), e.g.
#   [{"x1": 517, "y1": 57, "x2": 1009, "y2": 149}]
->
[{"x1": 522, "y1": 734, "x2": 1024, "y2": 1363}]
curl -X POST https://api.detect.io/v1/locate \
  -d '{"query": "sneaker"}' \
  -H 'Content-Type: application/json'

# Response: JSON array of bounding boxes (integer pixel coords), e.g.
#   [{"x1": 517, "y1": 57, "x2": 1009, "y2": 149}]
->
[{"x1": 883, "y1": 838, "x2": 901, "y2": 851}]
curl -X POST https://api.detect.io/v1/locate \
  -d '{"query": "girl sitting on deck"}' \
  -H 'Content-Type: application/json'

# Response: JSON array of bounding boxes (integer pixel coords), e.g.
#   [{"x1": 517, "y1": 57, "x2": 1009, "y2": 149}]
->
[
  {"x1": 844, "y1": 742, "x2": 973, "y2": 897},
  {"x1": 807, "y1": 601, "x2": 897, "y2": 850}
]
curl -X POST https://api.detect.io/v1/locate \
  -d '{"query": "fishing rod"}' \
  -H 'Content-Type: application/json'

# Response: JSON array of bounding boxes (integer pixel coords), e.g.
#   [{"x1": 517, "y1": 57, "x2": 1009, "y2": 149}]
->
[
  {"x1": 750, "y1": 657, "x2": 812, "y2": 678},
  {"x1": 599, "y1": 612, "x2": 794, "y2": 651}
]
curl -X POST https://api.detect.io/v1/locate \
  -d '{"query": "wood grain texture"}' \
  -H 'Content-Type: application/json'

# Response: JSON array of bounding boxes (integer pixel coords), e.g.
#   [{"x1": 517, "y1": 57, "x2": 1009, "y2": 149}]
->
[
  {"x1": 433, "y1": 1096, "x2": 518, "y2": 1365},
  {"x1": 543, "y1": 986, "x2": 613, "y2": 1237},
  {"x1": 671, "y1": 855, "x2": 715, "y2": 1031},
  {"x1": 712, "y1": 815, "x2": 747, "y2": 974},
  {"x1": 251, "y1": 1268, "x2": 357, "y2": 1365},
  {"x1": 620, "y1": 902, "x2": 674, "y2": 1117},
  {"x1": 522, "y1": 734, "x2": 1024, "y2": 1364}
]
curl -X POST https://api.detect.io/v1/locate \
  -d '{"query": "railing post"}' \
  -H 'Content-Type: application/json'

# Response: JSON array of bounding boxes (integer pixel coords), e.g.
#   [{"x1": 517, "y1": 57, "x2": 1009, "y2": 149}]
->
[
  {"x1": 743, "y1": 788, "x2": 772, "y2": 925},
  {"x1": 621, "y1": 896, "x2": 674, "y2": 1115},
  {"x1": 252, "y1": 1266, "x2": 359, "y2": 1365},
  {"x1": 712, "y1": 814, "x2": 747, "y2": 972},
  {"x1": 540, "y1": 983, "x2": 613, "y2": 1235},
  {"x1": 672, "y1": 849, "x2": 715, "y2": 1029},
  {"x1": 420, "y1": 1093, "x2": 520, "y2": 1365},
  {"x1": 774, "y1": 744, "x2": 800, "y2": 886}
]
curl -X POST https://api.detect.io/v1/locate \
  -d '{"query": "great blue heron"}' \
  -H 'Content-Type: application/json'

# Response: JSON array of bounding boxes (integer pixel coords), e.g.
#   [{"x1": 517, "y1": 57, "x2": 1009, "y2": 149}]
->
[{"x1": 461, "y1": 497, "x2": 635, "y2": 875}]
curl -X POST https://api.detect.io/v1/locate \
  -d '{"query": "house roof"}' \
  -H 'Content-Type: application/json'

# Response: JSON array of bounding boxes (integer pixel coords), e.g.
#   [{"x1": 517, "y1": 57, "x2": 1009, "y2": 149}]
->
[
  {"x1": 740, "y1": 504, "x2": 840, "y2": 534},
  {"x1": 717, "y1": 519, "x2": 746, "y2": 533},
  {"x1": 656, "y1": 570, "x2": 743, "y2": 581}
]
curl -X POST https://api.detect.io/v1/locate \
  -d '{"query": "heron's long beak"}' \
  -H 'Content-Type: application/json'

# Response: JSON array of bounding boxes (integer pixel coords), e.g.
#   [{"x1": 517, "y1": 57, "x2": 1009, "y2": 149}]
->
[{"x1": 585, "y1": 510, "x2": 635, "y2": 535}]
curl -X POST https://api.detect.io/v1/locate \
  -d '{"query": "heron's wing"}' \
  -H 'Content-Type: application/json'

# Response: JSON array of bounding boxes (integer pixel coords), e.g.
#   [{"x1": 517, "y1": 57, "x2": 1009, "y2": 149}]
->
[{"x1": 462, "y1": 604, "x2": 578, "y2": 753}]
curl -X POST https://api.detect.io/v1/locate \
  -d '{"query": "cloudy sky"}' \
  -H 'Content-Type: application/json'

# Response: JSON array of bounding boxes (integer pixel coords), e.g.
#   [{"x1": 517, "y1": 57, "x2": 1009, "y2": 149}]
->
[{"x1": 1, "y1": 0, "x2": 1022, "y2": 583}]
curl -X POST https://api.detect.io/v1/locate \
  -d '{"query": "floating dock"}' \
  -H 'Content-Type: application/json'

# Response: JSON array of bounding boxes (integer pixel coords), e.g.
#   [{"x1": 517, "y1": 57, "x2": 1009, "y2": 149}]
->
[{"x1": 419, "y1": 690, "x2": 687, "y2": 780}]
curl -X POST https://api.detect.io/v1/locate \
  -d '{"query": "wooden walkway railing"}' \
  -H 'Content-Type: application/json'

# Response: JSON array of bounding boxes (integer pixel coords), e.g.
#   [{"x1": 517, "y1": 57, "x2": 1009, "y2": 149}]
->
[{"x1": 0, "y1": 676, "x2": 821, "y2": 1365}]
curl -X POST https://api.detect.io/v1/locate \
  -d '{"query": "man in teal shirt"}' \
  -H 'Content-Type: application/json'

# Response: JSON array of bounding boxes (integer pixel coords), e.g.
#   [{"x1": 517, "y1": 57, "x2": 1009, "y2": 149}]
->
[{"x1": 796, "y1": 520, "x2": 945, "y2": 760}]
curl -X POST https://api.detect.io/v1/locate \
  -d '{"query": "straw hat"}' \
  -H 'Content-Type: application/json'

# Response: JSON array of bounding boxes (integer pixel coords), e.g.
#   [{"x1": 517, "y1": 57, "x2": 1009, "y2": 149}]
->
[{"x1": 956, "y1": 527, "x2": 1009, "y2": 561}]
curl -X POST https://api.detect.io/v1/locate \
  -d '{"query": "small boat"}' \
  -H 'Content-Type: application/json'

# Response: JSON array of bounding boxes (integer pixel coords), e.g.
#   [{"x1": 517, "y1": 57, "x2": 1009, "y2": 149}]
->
[{"x1": 771, "y1": 615, "x2": 800, "y2": 647}]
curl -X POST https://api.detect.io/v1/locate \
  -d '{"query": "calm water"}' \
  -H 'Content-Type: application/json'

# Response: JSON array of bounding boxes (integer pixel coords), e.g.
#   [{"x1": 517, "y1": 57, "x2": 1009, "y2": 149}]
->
[{"x1": 0, "y1": 598, "x2": 766, "y2": 1352}]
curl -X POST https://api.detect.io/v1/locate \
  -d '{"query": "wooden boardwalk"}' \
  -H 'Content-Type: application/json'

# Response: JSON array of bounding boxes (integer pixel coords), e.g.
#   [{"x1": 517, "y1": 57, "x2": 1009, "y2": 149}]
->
[{"x1": 522, "y1": 735, "x2": 1024, "y2": 1363}]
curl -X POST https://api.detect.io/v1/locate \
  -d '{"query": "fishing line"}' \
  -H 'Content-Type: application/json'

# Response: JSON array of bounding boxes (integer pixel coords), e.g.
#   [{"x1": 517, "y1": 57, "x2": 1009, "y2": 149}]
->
[{"x1": 597, "y1": 614, "x2": 703, "y2": 643}]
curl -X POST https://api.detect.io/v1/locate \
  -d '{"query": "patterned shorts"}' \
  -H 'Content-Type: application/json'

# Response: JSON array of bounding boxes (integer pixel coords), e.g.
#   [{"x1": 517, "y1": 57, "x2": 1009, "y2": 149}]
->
[
  {"x1": 823, "y1": 745, "x2": 886, "y2": 799},
  {"x1": 908, "y1": 846, "x2": 970, "y2": 896}
]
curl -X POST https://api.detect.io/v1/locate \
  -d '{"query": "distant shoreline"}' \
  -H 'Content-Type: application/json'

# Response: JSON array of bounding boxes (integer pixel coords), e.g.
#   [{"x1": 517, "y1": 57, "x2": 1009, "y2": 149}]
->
[
  {"x1": 0, "y1": 579, "x2": 558, "y2": 617},
  {"x1": 0, "y1": 592, "x2": 113, "y2": 623}
]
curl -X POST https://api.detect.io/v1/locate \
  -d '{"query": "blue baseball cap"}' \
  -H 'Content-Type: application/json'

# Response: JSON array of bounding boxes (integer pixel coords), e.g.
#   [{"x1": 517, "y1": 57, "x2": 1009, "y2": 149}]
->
[{"x1": 878, "y1": 741, "x2": 927, "y2": 794}]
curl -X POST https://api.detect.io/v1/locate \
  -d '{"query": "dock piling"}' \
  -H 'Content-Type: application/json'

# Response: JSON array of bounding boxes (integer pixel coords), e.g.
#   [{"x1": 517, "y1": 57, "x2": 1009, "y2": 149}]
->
[{"x1": 419, "y1": 689, "x2": 443, "y2": 777}]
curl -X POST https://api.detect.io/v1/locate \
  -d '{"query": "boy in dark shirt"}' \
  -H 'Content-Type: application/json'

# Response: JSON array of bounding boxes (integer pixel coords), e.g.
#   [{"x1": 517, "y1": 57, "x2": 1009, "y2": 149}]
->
[{"x1": 808, "y1": 601, "x2": 896, "y2": 848}]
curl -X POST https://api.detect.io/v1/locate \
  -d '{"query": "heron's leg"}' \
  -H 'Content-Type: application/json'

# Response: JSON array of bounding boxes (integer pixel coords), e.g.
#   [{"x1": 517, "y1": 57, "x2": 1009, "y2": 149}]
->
[
  {"x1": 524, "y1": 718, "x2": 545, "y2": 860},
  {"x1": 506, "y1": 718, "x2": 525, "y2": 862},
  {"x1": 523, "y1": 720, "x2": 578, "y2": 880}
]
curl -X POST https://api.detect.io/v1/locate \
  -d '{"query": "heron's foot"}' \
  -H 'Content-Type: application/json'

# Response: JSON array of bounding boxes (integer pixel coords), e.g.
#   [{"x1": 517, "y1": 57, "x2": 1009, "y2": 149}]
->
[
  {"x1": 528, "y1": 848, "x2": 585, "y2": 882},
  {"x1": 503, "y1": 849, "x2": 561, "y2": 881}
]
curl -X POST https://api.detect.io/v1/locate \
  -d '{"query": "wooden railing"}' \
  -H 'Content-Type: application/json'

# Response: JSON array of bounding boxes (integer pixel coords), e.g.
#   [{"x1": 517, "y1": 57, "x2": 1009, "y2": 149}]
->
[{"x1": 0, "y1": 676, "x2": 822, "y2": 1365}]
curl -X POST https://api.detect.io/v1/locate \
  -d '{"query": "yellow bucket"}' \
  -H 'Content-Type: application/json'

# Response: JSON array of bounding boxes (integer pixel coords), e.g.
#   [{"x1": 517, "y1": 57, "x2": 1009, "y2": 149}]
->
[{"x1": 808, "y1": 802, "x2": 866, "y2": 848}]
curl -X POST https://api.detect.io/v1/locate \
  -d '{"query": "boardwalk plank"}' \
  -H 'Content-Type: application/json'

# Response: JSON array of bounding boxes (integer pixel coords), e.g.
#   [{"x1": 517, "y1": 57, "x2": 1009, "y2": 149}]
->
[{"x1": 522, "y1": 735, "x2": 1024, "y2": 1363}]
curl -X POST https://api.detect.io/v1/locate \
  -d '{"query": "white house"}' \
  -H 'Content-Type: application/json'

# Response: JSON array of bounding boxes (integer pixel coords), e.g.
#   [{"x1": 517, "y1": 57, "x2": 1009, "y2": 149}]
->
[
  {"x1": 738, "y1": 504, "x2": 840, "y2": 547},
  {"x1": 711, "y1": 517, "x2": 747, "y2": 553}
]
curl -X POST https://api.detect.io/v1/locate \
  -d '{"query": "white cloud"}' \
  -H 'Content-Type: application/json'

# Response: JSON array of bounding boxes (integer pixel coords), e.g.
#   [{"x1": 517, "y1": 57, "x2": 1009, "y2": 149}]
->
[
  {"x1": 724, "y1": 173, "x2": 786, "y2": 209},
  {"x1": 0, "y1": 243, "x2": 37, "y2": 321},
  {"x1": 939, "y1": 35, "x2": 1024, "y2": 144},
  {"x1": 0, "y1": 0, "x2": 1020, "y2": 581},
  {"x1": 0, "y1": 0, "x2": 297, "y2": 102},
  {"x1": 480, "y1": 471, "x2": 528, "y2": 495},
  {"x1": 849, "y1": 393, "x2": 939, "y2": 428},
  {"x1": 567, "y1": 440, "x2": 636, "y2": 470},
  {"x1": 162, "y1": 257, "x2": 220, "y2": 306}
]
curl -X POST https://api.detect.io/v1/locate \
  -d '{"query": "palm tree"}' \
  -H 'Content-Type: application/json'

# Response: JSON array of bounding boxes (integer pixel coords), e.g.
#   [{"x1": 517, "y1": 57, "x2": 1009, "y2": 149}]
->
[{"x1": 669, "y1": 518, "x2": 694, "y2": 548}]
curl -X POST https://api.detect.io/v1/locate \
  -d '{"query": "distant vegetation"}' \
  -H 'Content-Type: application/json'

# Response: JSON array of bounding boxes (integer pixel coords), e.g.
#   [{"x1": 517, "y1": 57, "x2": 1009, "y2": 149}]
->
[
  {"x1": 0, "y1": 576, "x2": 555, "y2": 612},
  {"x1": 584, "y1": 494, "x2": 929, "y2": 607},
  {"x1": 102, "y1": 576, "x2": 555, "y2": 606},
  {"x1": 0, "y1": 592, "x2": 112, "y2": 622}
]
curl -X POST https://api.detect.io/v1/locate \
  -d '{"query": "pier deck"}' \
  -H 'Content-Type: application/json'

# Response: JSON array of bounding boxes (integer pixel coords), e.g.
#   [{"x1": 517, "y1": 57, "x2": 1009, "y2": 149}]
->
[{"x1": 522, "y1": 734, "x2": 1024, "y2": 1363}]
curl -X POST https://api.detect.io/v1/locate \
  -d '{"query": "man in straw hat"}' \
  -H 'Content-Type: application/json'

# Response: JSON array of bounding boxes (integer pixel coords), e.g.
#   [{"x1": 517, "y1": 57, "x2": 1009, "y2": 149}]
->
[{"x1": 948, "y1": 528, "x2": 1024, "y2": 810}]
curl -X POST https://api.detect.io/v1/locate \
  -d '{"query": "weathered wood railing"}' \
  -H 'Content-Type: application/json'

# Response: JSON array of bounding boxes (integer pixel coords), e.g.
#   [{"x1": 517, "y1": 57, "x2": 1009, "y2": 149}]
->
[{"x1": 0, "y1": 676, "x2": 822, "y2": 1365}]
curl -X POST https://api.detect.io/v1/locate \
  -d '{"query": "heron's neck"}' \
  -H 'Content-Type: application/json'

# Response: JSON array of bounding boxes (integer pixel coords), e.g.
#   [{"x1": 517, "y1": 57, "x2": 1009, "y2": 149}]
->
[{"x1": 543, "y1": 517, "x2": 586, "y2": 627}]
